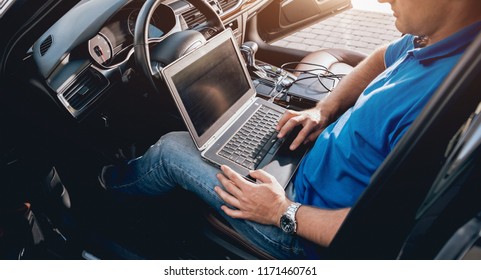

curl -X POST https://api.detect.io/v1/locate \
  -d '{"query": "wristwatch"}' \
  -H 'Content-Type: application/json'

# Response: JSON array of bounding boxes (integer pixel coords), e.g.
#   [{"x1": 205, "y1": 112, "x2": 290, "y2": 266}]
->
[{"x1": 279, "y1": 202, "x2": 302, "y2": 234}]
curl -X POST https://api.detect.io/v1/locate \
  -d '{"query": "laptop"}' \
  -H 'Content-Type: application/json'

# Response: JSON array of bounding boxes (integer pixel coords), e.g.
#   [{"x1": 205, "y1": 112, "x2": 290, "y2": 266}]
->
[{"x1": 161, "y1": 29, "x2": 308, "y2": 187}]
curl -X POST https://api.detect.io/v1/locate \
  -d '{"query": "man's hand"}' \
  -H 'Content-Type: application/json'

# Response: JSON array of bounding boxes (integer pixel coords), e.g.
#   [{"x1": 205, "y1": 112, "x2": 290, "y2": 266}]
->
[
  {"x1": 275, "y1": 46, "x2": 389, "y2": 152},
  {"x1": 215, "y1": 165, "x2": 351, "y2": 247},
  {"x1": 276, "y1": 107, "x2": 329, "y2": 151},
  {"x1": 214, "y1": 165, "x2": 291, "y2": 226}
]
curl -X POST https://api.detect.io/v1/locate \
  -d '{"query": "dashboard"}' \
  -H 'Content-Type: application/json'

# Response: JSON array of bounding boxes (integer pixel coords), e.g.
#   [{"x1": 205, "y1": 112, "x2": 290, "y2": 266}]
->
[
  {"x1": 31, "y1": 0, "x2": 271, "y2": 119},
  {"x1": 87, "y1": 6, "x2": 170, "y2": 68}
]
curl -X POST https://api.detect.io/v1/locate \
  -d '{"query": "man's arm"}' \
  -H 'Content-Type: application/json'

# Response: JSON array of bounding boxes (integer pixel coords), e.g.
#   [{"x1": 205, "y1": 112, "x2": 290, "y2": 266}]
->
[
  {"x1": 277, "y1": 46, "x2": 388, "y2": 150},
  {"x1": 215, "y1": 165, "x2": 349, "y2": 247},
  {"x1": 295, "y1": 205, "x2": 350, "y2": 247}
]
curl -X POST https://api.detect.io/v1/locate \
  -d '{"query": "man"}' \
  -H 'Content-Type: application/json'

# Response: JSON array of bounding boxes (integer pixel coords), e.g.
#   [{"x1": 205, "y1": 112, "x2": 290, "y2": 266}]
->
[{"x1": 101, "y1": 0, "x2": 481, "y2": 259}]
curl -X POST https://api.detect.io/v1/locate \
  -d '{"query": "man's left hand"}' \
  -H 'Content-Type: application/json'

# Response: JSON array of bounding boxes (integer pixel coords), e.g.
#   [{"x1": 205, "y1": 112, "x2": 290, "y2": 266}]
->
[{"x1": 214, "y1": 165, "x2": 291, "y2": 226}]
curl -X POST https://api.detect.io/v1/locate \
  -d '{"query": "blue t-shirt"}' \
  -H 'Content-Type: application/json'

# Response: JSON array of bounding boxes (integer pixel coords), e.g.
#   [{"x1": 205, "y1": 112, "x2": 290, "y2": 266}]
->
[{"x1": 293, "y1": 21, "x2": 481, "y2": 209}]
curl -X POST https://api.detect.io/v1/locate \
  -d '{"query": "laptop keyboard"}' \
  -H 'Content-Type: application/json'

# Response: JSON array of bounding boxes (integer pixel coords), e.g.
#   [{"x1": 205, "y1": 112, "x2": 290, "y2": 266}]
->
[{"x1": 218, "y1": 106, "x2": 283, "y2": 170}]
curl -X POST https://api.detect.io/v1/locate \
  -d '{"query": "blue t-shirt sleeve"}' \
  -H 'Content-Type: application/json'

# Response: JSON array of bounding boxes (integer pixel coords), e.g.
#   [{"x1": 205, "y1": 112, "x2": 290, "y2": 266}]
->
[{"x1": 384, "y1": 35, "x2": 414, "y2": 67}]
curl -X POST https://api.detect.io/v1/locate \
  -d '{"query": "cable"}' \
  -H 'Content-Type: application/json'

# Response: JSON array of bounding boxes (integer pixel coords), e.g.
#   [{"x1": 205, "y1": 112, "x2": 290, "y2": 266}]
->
[
  {"x1": 256, "y1": 61, "x2": 285, "y2": 79},
  {"x1": 281, "y1": 61, "x2": 345, "y2": 92},
  {"x1": 290, "y1": 74, "x2": 334, "y2": 92}
]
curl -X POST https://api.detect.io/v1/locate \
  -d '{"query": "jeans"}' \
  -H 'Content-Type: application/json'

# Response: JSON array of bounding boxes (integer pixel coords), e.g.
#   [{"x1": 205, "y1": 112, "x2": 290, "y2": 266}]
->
[{"x1": 101, "y1": 131, "x2": 307, "y2": 259}]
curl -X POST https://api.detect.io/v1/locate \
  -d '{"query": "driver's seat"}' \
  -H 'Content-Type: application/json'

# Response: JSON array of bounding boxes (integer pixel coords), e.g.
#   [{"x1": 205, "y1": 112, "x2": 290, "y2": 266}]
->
[{"x1": 203, "y1": 209, "x2": 276, "y2": 259}]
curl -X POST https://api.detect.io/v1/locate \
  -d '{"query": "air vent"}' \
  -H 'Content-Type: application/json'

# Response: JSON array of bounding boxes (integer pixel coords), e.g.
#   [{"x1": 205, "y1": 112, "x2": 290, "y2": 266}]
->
[
  {"x1": 218, "y1": 0, "x2": 238, "y2": 12},
  {"x1": 181, "y1": 8, "x2": 206, "y2": 28},
  {"x1": 61, "y1": 68, "x2": 108, "y2": 111},
  {"x1": 39, "y1": 35, "x2": 53, "y2": 56}
]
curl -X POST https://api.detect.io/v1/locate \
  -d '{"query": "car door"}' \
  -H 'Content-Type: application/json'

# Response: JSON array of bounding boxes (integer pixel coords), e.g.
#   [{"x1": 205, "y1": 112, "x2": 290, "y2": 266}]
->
[{"x1": 256, "y1": 0, "x2": 352, "y2": 43}]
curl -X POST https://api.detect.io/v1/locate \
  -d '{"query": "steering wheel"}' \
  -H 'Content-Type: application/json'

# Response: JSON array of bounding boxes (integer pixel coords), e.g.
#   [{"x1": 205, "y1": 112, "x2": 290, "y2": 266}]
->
[{"x1": 134, "y1": 0, "x2": 225, "y2": 92}]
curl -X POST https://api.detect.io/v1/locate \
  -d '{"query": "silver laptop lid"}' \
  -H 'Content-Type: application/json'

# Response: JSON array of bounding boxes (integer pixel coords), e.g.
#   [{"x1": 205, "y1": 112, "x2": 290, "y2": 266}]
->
[{"x1": 161, "y1": 29, "x2": 256, "y2": 150}]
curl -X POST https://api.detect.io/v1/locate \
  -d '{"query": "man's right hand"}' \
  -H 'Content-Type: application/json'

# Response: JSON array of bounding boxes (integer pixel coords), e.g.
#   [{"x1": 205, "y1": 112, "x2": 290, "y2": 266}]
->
[{"x1": 276, "y1": 107, "x2": 329, "y2": 150}]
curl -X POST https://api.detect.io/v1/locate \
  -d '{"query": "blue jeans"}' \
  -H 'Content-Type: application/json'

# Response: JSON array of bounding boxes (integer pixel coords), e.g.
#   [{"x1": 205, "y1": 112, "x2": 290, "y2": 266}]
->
[{"x1": 101, "y1": 131, "x2": 307, "y2": 259}]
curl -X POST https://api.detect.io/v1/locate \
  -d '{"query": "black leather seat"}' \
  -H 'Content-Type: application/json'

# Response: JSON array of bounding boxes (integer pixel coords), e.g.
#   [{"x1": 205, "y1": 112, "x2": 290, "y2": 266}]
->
[{"x1": 203, "y1": 209, "x2": 276, "y2": 259}]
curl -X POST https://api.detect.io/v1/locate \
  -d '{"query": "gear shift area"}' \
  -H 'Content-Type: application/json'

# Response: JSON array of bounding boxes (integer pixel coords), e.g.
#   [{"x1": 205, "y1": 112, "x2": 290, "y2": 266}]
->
[
  {"x1": 240, "y1": 41, "x2": 296, "y2": 107},
  {"x1": 240, "y1": 41, "x2": 269, "y2": 79}
]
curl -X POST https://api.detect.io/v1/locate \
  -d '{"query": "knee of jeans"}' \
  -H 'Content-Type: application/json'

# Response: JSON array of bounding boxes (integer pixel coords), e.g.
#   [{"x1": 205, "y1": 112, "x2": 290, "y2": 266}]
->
[
  {"x1": 152, "y1": 131, "x2": 195, "y2": 162},
  {"x1": 157, "y1": 131, "x2": 191, "y2": 150}
]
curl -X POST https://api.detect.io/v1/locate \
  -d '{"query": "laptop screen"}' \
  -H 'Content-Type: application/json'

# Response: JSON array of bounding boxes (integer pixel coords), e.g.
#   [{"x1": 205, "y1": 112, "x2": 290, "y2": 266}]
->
[
  {"x1": 171, "y1": 35, "x2": 251, "y2": 136},
  {"x1": 162, "y1": 29, "x2": 256, "y2": 150}
]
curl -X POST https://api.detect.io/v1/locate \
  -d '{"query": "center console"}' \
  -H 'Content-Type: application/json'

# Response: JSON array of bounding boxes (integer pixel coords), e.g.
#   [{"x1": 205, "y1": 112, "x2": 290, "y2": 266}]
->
[{"x1": 240, "y1": 41, "x2": 333, "y2": 110}]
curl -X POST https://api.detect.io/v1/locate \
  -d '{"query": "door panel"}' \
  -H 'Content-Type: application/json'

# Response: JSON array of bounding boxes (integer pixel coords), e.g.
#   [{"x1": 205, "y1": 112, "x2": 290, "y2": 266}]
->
[{"x1": 257, "y1": 0, "x2": 351, "y2": 42}]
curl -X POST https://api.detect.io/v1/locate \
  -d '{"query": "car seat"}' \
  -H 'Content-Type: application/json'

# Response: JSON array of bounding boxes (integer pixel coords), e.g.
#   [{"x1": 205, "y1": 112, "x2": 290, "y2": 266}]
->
[{"x1": 294, "y1": 48, "x2": 366, "y2": 75}]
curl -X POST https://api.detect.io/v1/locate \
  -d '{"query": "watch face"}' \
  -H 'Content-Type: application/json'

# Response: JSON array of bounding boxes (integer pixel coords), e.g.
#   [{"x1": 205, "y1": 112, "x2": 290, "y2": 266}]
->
[{"x1": 280, "y1": 215, "x2": 295, "y2": 234}]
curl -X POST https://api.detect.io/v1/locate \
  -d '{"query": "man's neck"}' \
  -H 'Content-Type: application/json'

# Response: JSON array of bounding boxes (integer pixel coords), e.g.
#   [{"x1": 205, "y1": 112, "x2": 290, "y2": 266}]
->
[{"x1": 427, "y1": 14, "x2": 481, "y2": 46}]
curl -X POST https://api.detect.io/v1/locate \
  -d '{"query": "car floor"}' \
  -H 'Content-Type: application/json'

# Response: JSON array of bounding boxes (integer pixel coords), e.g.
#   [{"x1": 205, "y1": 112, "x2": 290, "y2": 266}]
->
[{"x1": 43, "y1": 145, "x2": 233, "y2": 260}]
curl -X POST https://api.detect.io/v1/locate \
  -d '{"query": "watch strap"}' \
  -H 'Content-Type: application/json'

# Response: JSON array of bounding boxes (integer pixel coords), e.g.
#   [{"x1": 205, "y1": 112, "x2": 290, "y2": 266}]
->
[
  {"x1": 286, "y1": 202, "x2": 301, "y2": 220},
  {"x1": 281, "y1": 202, "x2": 302, "y2": 234}
]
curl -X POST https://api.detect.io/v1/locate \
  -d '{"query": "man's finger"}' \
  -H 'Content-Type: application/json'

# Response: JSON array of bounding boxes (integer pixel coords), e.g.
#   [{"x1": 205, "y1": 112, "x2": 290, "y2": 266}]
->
[
  {"x1": 249, "y1": 169, "x2": 274, "y2": 184},
  {"x1": 277, "y1": 110, "x2": 305, "y2": 139},
  {"x1": 289, "y1": 122, "x2": 317, "y2": 150},
  {"x1": 214, "y1": 186, "x2": 241, "y2": 209},
  {"x1": 216, "y1": 173, "x2": 243, "y2": 198},
  {"x1": 277, "y1": 115, "x2": 304, "y2": 139},
  {"x1": 276, "y1": 110, "x2": 296, "y2": 132},
  {"x1": 220, "y1": 165, "x2": 254, "y2": 189},
  {"x1": 220, "y1": 205, "x2": 246, "y2": 219}
]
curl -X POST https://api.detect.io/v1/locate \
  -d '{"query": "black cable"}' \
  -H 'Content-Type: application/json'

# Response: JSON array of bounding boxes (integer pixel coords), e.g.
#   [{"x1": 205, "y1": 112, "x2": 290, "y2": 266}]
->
[
  {"x1": 281, "y1": 61, "x2": 345, "y2": 92},
  {"x1": 289, "y1": 74, "x2": 334, "y2": 92}
]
